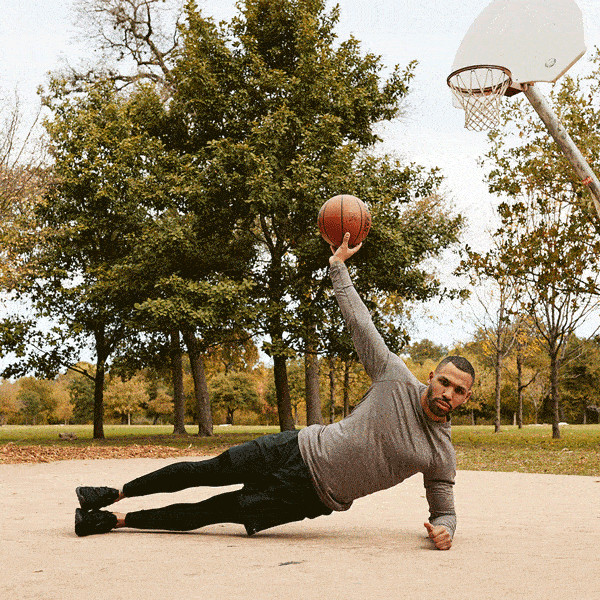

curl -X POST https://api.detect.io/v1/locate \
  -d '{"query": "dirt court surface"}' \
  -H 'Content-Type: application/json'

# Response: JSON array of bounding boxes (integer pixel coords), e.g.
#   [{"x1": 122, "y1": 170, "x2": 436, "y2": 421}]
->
[{"x1": 1, "y1": 458, "x2": 599, "y2": 600}]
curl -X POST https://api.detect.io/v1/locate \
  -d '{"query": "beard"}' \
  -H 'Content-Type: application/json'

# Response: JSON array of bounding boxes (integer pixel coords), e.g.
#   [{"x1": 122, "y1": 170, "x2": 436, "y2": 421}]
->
[{"x1": 426, "y1": 385, "x2": 452, "y2": 418}]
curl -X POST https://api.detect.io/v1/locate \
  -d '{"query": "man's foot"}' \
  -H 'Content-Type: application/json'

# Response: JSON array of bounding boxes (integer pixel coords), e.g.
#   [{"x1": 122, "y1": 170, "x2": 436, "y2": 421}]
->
[
  {"x1": 76, "y1": 486, "x2": 120, "y2": 511},
  {"x1": 75, "y1": 508, "x2": 118, "y2": 537}
]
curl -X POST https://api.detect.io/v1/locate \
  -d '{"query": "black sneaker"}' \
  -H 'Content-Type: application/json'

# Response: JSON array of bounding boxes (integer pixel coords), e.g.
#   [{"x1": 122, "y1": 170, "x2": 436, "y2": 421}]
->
[
  {"x1": 75, "y1": 508, "x2": 118, "y2": 537},
  {"x1": 76, "y1": 486, "x2": 120, "y2": 510}
]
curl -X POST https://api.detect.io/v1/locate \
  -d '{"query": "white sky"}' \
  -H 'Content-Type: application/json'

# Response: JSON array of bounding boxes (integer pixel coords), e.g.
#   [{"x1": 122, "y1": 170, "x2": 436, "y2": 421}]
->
[{"x1": 2, "y1": 0, "x2": 599, "y2": 347}]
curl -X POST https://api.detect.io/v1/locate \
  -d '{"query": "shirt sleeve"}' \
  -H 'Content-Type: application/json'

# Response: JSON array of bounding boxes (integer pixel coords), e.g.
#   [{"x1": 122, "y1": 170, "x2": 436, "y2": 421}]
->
[
  {"x1": 423, "y1": 474, "x2": 457, "y2": 539},
  {"x1": 329, "y1": 261, "x2": 392, "y2": 381}
]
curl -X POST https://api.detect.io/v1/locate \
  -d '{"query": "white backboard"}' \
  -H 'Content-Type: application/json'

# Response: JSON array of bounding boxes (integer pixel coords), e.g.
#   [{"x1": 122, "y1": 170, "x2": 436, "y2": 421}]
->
[{"x1": 450, "y1": 0, "x2": 586, "y2": 92}]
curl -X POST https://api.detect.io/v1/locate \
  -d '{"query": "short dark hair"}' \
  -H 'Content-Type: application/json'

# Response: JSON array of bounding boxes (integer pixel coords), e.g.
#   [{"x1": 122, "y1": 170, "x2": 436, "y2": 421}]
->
[{"x1": 435, "y1": 356, "x2": 475, "y2": 385}]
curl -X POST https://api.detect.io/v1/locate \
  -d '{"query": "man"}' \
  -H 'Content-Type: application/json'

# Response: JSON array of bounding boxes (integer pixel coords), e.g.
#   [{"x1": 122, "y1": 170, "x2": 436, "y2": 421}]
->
[{"x1": 75, "y1": 233, "x2": 474, "y2": 550}]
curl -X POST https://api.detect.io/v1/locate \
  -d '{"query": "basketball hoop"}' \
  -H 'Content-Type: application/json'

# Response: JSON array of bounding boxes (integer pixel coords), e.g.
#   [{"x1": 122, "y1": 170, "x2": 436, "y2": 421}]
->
[{"x1": 447, "y1": 66, "x2": 512, "y2": 131}]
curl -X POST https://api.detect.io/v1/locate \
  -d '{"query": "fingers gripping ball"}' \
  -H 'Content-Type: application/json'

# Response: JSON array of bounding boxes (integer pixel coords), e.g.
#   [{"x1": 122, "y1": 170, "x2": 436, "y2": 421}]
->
[{"x1": 318, "y1": 194, "x2": 371, "y2": 248}]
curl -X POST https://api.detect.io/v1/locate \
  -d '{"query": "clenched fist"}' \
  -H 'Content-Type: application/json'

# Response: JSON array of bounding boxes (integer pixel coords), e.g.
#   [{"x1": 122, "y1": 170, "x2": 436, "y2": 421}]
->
[{"x1": 424, "y1": 522, "x2": 452, "y2": 550}]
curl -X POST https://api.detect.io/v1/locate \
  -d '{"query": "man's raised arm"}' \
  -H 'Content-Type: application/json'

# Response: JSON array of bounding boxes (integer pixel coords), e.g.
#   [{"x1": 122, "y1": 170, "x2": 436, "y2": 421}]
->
[{"x1": 329, "y1": 232, "x2": 392, "y2": 381}]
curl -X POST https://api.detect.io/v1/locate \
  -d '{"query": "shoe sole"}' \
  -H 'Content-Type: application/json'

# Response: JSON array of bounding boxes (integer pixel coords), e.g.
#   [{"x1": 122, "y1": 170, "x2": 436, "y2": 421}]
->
[
  {"x1": 74, "y1": 508, "x2": 87, "y2": 536},
  {"x1": 75, "y1": 487, "x2": 90, "y2": 510}
]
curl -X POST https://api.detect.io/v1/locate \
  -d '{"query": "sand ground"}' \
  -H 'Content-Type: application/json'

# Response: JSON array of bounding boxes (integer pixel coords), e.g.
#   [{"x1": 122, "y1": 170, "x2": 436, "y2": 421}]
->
[{"x1": 1, "y1": 458, "x2": 599, "y2": 600}]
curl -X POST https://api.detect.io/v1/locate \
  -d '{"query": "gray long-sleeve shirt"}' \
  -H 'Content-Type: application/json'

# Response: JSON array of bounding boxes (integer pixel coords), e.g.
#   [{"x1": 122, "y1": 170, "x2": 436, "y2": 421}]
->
[{"x1": 298, "y1": 261, "x2": 457, "y2": 536}]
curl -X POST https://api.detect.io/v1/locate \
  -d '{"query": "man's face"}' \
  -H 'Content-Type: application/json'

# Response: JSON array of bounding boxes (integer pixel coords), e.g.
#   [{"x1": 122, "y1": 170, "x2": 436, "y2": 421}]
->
[{"x1": 425, "y1": 363, "x2": 473, "y2": 418}]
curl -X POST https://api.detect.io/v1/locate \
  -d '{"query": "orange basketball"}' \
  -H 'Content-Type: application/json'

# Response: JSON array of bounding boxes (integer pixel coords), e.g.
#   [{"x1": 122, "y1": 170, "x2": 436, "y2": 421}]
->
[{"x1": 318, "y1": 194, "x2": 371, "y2": 248}]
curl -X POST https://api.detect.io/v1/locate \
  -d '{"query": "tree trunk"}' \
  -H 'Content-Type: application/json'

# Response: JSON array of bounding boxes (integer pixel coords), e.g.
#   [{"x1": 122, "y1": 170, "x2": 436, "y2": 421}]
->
[
  {"x1": 93, "y1": 348, "x2": 107, "y2": 440},
  {"x1": 328, "y1": 356, "x2": 336, "y2": 424},
  {"x1": 550, "y1": 351, "x2": 560, "y2": 439},
  {"x1": 182, "y1": 330, "x2": 213, "y2": 437},
  {"x1": 273, "y1": 355, "x2": 295, "y2": 431},
  {"x1": 343, "y1": 358, "x2": 351, "y2": 418},
  {"x1": 304, "y1": 326, "x2": 322, "y2": 425},
  {"x1": 170, "y1": 329, "x2": 187, "y2": 435},
  {"x1": 516, "y1": 347, "x2": 524, "y2": 429},
  {"x1": 494, "y1": 348, "x2": 502, "y2": 433}
]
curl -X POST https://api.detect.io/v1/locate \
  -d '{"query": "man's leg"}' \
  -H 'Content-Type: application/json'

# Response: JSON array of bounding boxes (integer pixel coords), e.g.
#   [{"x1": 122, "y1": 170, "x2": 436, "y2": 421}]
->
[
  {"x1": 76, "y1": 452, "x2": 238, "y2": 511},
  {"x1": 121, "y1": 452, "x2": 243, "y2": 498},
  {"x1": 118, "y1": 490, "x2": 246, "y2": 531},
  {"x1": 75, "y1": 490, "x2": 246, "y2": 536}
]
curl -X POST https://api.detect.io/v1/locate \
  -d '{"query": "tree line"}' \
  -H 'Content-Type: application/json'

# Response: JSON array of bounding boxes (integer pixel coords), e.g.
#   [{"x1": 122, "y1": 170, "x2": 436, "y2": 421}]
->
[{"x1": 1, "y1": 332, "x2": 598, "y2": 428}]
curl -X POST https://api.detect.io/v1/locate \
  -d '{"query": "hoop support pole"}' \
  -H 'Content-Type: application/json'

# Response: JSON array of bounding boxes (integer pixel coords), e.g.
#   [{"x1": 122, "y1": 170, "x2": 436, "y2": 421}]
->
[{"x1": 523, "y1": 84, "x2": 600, "y2": 221}]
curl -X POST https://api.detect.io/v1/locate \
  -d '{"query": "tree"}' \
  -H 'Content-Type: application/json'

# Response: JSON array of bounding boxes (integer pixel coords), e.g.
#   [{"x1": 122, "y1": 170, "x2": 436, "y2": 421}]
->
[
  {"x1": 0, "y1": 379, "x2": 19, "y2": 424},
  {"x1": 171, "y1": 0, "x2": 465, "y2": 430},
  {"x1": 512, "y1": 317, "x2": 541, "y2": 428},
  {"x1": 560, "y1": 335, "x2": 600, "y2": 423},
  {"x1": 73, "y1": 0, "x2": 466, "y2": 433},
  {"x1": 146, "y1": 384, "x2": 173, "y2": 424},
  {"x1": 104, "y1": 80, "x2": 257, "y2": 437},
  {"x1": 104, "y1": 372, "x2": 148, "y2": 424},
  {"x1": 210, "y1": 371, "x2": 259, "y2": 425},
  {"x1": 52, "y1": 376, "x2": 75, "y2": 425},
  {"x1": 0, "y1": 94, "x2": 47, "y2": 230},
  {"x1": 0, "y1": 80, "x2": 172, "y2": 438},
  {"x1": 407, "y1": 339, "x2": 448, "y2": 365},
  {"x1": 68, "y1": 367, "x2": 97, "y2": 424},
  {"x1": 17, "y1": 377, "x2": 57, "y2": 425},
  {"x1": 76, "y1": 3, "x2": 257, "y2": 437},
  {"x1": 460, "y1": 259, "x2": 522, "y2": 432}
]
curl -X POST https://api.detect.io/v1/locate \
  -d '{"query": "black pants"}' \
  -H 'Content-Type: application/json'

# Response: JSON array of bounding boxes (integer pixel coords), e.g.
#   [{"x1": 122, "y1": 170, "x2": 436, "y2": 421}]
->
[{"x1": 122, "y1": 430, "x2": 332, "y2": 535}]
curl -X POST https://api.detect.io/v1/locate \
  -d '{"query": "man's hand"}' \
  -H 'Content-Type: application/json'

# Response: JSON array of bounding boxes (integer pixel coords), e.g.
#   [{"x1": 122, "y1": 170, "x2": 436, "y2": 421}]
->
[
  {"x1": 329, "y1": 232, "x2": 362, "y2": 265},
  {"x1": 424, "y1": 522, "x2": 452, "y2": 551}
]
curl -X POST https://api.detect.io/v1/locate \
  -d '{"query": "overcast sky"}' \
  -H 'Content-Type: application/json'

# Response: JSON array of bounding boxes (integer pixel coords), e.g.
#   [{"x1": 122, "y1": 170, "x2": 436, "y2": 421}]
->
[{"x1": 2, "y1": 0, "x2": 599, "y2": 346}]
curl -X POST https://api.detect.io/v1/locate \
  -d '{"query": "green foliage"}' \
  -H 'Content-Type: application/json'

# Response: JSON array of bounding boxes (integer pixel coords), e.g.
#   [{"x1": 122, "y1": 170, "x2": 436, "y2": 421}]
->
[
  {"x1": 0, "y1": 80, "x2": 161, "y2": 380},
  {"x1": 169, "y1": 2, "x2": 466, "y2": 433},
  {"x1": 68, "y1": 374, "x2": 96, "y2": 424},
  {"x1": 559, "y1": 335, "x2": 600, "y2": 422},
  {"x1": 104, "y1": 373, "x2": 149, "y2": 423},
  {"x1": 0, "y1": 380, "x2": 19, "y2": 424},
  {"x1": 17, "y1": 378, "x2": 57, "y2": 425},
  {"x1": 210, "y1": 371, "x2": 259, "y2": 425},
  {"x1": 407, "y1": 339, "x2": 448, "y2": 365}
]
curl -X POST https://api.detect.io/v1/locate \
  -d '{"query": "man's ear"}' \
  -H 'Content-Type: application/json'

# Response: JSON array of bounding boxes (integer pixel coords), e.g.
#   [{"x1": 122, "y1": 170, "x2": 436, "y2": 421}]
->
[{"x1": 428, "y1": 371, "x2": 434, "y2": 384}]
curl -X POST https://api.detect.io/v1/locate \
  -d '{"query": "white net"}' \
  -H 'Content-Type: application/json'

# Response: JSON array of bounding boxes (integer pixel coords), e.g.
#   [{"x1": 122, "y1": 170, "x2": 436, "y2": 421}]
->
[{"x1": 447, "y1": 66, "x2": 512, "y2": 131}]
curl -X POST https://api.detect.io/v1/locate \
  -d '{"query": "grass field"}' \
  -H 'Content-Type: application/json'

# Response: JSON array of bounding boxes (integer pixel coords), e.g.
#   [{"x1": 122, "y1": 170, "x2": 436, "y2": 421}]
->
[{"x1": 1, "y1": 424, "x2": 599, "y2": 476}]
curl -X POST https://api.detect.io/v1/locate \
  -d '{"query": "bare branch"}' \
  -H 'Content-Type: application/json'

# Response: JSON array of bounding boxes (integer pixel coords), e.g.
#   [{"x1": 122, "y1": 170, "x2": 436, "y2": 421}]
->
[{"x1": 75, "y1": 0, "x2": 183, "y2": 92}]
